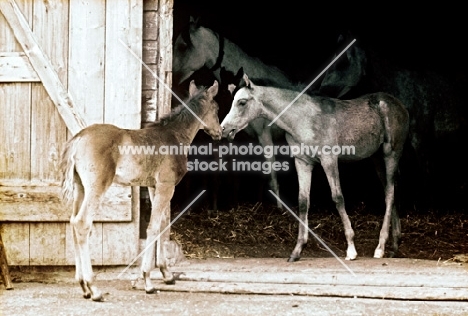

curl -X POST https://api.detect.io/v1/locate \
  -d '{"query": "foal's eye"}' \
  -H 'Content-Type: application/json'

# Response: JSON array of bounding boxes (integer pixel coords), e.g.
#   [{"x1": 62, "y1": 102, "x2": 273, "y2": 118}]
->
[{"x1": 238, "y1": 99, "x2": 247, "y2": 107}]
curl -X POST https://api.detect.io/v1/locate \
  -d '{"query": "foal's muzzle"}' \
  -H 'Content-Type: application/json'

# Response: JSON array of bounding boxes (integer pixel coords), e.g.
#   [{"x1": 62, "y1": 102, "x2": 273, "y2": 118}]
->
[
  {"x1": 221, "y1": 126, "x2": 237, "y2": 142},
  {"x1": 205, "y1": 126, "x2": 222, "y2": 141}
]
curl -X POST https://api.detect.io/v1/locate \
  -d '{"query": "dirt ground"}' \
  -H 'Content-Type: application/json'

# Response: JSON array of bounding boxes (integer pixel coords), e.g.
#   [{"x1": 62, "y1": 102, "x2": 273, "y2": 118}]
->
[
  {"x1": 3, "y1": 257, "x2": 468, "y2": 315},
  {"x1": 3, "y1": 281, "x2": 468, "y2": 316},
  {"x1": 3, "y1": 203, "x2": 468, "y2": 315}
]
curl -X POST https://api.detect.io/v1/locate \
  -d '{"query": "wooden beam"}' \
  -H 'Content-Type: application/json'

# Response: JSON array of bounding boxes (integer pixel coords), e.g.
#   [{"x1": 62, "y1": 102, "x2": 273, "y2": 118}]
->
[
  {"x1": 0, "y1": 186, "x2": 132, "y2": 222},
  {"x1": 156, "y1": 0, "x2": 173, "y2": 119},
  {"x1": 0, "y1": 52, "x2": 40, "y2": 82},
  {"x1": 0, "y1": 0, "x2": 87, "y2": 135}
]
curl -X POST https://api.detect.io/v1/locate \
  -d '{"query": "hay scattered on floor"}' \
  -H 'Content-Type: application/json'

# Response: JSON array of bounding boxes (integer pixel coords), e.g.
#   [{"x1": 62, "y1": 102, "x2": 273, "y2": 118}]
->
[{"x1": 170, "y1": 203, "x2": 468, "y2": 261}]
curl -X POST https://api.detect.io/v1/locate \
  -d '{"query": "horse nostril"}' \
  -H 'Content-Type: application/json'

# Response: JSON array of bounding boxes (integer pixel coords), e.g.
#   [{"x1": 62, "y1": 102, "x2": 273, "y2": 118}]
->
[{"x1": 222, "y1": 126, "x2": 225, "y2": 131}]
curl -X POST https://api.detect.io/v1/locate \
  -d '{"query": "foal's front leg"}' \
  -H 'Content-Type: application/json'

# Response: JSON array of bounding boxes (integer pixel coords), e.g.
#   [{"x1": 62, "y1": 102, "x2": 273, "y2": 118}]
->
[
  {"x1": 257, "y1": 125, "x2": 282, "y2": 209},
  {"x1": 141, "y1": 184, "x2": 176, "y2": 293}
]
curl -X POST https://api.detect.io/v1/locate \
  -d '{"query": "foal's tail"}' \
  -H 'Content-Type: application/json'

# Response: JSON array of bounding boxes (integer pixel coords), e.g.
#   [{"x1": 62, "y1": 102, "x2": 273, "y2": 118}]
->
[{"x1": 60, "y1": 135, "x2": 81, "y2": 207}]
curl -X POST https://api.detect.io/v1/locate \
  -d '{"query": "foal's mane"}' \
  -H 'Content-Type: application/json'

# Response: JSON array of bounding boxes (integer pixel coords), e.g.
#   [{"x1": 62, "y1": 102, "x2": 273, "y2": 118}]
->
[
  {"x1": 144, "y1": 87, "x2": 210, "y2": 128},
  {"x1": 234, "y1": 76, "x2": 305, "y2": 96}
]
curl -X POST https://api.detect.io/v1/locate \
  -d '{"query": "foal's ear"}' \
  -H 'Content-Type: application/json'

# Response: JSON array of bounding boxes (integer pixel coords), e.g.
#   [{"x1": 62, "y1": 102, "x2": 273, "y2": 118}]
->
[
  {"x1": 234, "y1": 67, "x2": 244, "y2": 82},
  {"x1": 182, "y1": 16, "x2": 200, "y2": 45},
  {"x1": 189, "y1": 80, "x2": 198, "y2": 97},
  {"x1": 242, "y1": 73, "x2": 251, "y2": 88},
  {"x1": 207, "y1": 80, "x2": 219, "y2": 98},
  {"x1": 189, "y1": 16, "x2": 200, "y2": 27}
]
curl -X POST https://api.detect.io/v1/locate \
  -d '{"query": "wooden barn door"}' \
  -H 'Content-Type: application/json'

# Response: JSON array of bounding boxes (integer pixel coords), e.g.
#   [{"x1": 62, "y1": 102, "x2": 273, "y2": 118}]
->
[{"x1": 0, "y1": 0, "x2": 143, "y2": 265}]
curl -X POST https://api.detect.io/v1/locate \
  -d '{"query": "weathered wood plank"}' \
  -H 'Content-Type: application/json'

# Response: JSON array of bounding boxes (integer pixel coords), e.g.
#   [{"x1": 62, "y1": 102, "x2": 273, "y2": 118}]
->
[
  {"x1": 30, "y1": 84, "x2": 67, "y2": 184},
  {"x1": 141, "y1": 1, "x2": 158, "y2": 123},
  {"x1": 149, "y1": 281, "x2": 468, "y2": 301},
  {"x1": 141, "y1": 89, "x2": 156, "y2": 122},
  {"x1": 132, "y1": 257, "x2": 468, "y2": 301},
  {"x1": 143, "y1": 11, "x2": 157, "y2": 41},
  {"x1": 156, "y1": 0, "x2": 173, "y2": 119},
  {"x1": 0, "y1": 83, "x2": 31, "y2": 181},
  {"x1": 68, "y1": 0, "x2": 105, "y2": 125},
  {"x1": 0, "y1": 12, "x2": 34, "y2": 280},
  {"x1": 65, "y1": 222, "x2": 103, "y2": 265},
  {"x1": 142, "y1": 63, "x2": 157, "y2": 90},
  {"x1": 32, "y1": 0, "x2": 69, "y2": 83},
  {"x1": 142, "y1": 40, "x2": 157, "y2": 65},
  {"x1": 0, "y1": 0, "x2": 30, "y2": 52},
  {"x1": 103, "y1": 186, "x2": 140, "y2": 264},
  {"x1": 29, "y1": 223, "x2": 67, "y2": 265},
  {"x1": 0, "y1": 223, "x2": 29, "y2": 265},
  {"x1": 176, "y1": 270, "x2": 468, "y2": 289},
  {"x1": 0, "y1": 1, "x2": 34, "y2": 185},
  {"x1": 30, "y1": 0, "x2": 68, "y2": 184},
  {"x1": 0, "y1": 52, "x2": 39, "y2": 82},
  {"x1": 0, "y1": 179, "x2": 58, "y2": 187},
  {"x1": 104, "y1": 0, "x2": 142, "y2": 128},
  {"x1": 0, "y1": 186, "x2": 132, "y2": 222},
  {"x1": 101, "y1": 0, "x2": 142, "y2": 265},
  {"x1": 143, "y1": 0, "x2": 158, "y2": 11},
  {"x1": 0, "y1": 0, "x2": 86, "y2": 135}
]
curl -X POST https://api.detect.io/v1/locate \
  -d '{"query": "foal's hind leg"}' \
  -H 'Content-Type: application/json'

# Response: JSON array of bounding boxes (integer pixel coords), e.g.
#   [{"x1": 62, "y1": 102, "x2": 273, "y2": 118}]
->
[
  {"x1": 141, "y1": 183, "x2": 176, "y2": 293},
  {"x1": 288, "y1": 159, "x2": 313, "y2": 262},
  {"x1": 71, "y1": 189, "x2": 105, "y2": 301},
  {"x1": 371, "y1": 154, "x2": 401, "y2": 258},
  {"x1": 374, "y1": 143, "x2": 401, "y2": 258},
  {"x1": 390, "y1": 203, "x2": 401, "y2": 257},
  {"x1": 70, "y1": 181, "x2": 90, "y2": 298},
  {"x1": 321, "y1": 157, "x2": 357, "y2": 261}
]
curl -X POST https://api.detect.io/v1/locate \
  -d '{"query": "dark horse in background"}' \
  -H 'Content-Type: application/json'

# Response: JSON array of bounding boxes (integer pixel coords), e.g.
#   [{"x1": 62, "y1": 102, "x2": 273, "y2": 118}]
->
[
  {"x1": 172, "y1": 17, "x2": 302, "y2": 211},
  {"x1": 318, "y1": 32, "x2": 467, "y2": 209}
]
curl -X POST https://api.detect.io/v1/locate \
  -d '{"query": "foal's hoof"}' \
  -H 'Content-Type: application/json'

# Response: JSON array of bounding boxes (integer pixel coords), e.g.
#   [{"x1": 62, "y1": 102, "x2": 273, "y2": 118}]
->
[
  {"x1": 373, "y1": 249, "x2": 384, "y2": 259},
  {"x1": 287, "y1": 256, "x2": 300, "y2": 262},
  {"x1": 164, "y1": 278, "x2": 176, "y2": 285},
  {"x1": 145, "y1": 287, "x2": 156, "y2": 294},
  {"x1": 91, "y1": 294, "x2": 104, "y2": 302},
  {"x1": 345, "y1": 252, "x2": 358, "y2": 261},
  {"x1": 83, "y1": 293, "x2": 91, "y2": 299}
]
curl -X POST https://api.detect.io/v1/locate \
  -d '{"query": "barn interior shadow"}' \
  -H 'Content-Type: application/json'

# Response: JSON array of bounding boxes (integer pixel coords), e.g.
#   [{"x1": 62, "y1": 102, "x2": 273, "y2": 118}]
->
[{"x1": 141, "y1": 1, "x2": 467, "y2": 238}]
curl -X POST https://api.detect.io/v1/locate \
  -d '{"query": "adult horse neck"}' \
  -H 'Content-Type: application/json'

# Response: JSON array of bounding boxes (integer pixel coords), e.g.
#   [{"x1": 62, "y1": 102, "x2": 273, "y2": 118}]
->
[
  {"x1": 173, "y1": 19, "x2": 297, "y2": 208},
  {"x1": 173, "y1": 20, "x2": 292, "y2": 87}
]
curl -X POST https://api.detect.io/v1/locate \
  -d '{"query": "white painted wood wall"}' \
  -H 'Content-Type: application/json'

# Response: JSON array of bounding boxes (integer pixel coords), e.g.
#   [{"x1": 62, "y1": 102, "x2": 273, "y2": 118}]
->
[{"x1": 0, "y1": 0, "x2": 174, "y2": 266}]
